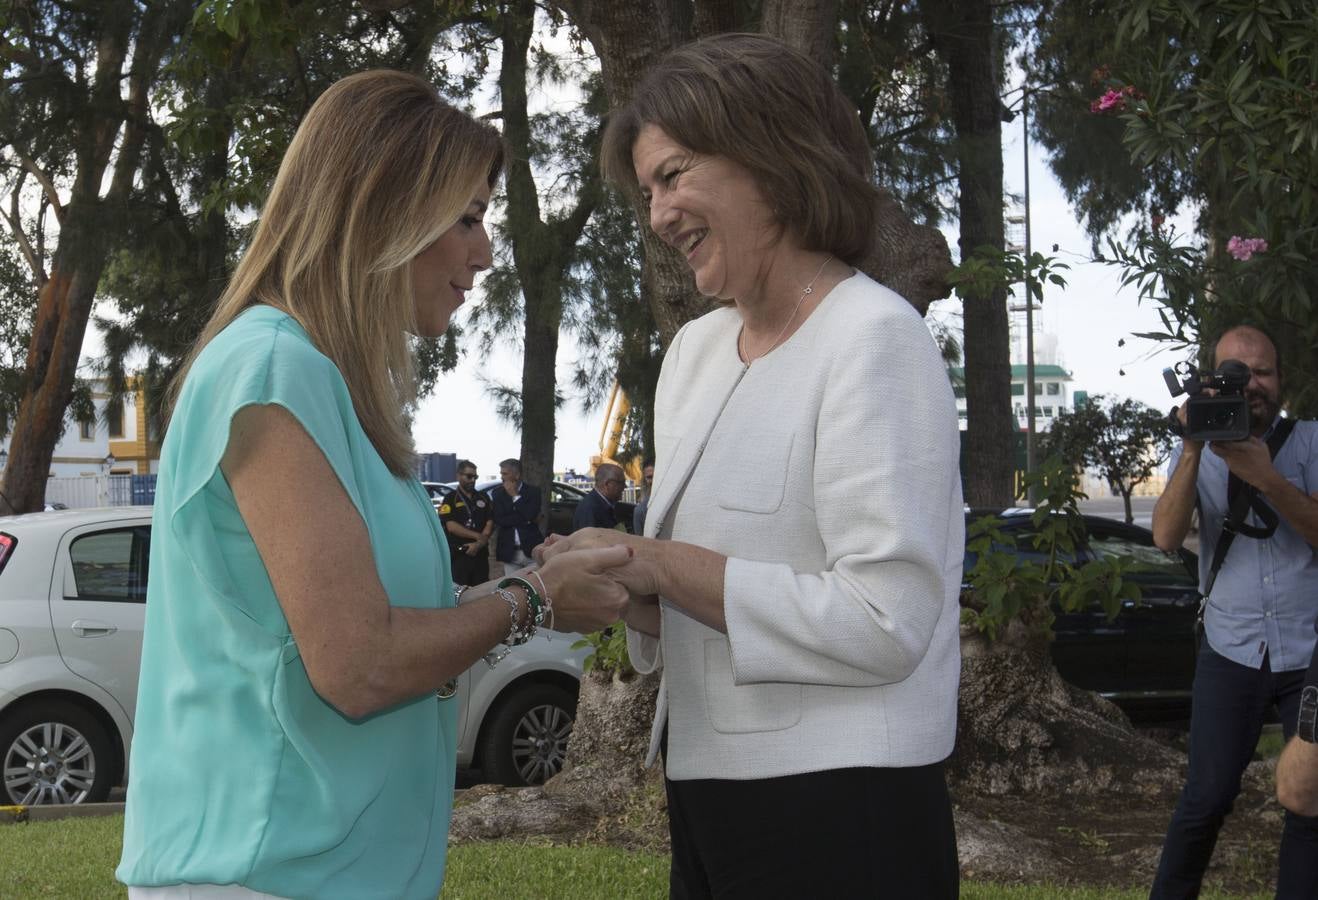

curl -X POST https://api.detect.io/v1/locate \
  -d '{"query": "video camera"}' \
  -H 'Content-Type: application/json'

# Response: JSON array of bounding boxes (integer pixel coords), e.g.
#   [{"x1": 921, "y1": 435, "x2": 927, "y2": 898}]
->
[{"x1": 1162, "y1": 360, "x2": 1252, "y2": 442}]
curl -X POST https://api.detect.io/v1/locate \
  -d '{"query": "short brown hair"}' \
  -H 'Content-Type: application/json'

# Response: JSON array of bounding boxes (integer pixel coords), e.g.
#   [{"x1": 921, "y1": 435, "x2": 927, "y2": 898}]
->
[{"x1": 601, "y1": 33, "x2": 877, "y2": 265}]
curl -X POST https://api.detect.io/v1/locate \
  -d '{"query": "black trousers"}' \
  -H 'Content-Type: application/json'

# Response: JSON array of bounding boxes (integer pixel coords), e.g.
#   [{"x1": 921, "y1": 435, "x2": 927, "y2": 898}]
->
[
  {"x1": 448, "y1": 546, "x2": 489, "y2": 587},
  {"x1": 1151, "y1": 641, "x2": 1318, "y2": 899},
  {"x1": 664, "y1": 763, "x2": 959, "y2": 899}
]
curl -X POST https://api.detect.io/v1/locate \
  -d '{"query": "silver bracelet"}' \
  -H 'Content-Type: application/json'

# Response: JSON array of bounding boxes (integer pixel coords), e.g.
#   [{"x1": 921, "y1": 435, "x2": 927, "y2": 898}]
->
[{"x1": 482, "y1": 588, "x2": 522, "y2": 668}]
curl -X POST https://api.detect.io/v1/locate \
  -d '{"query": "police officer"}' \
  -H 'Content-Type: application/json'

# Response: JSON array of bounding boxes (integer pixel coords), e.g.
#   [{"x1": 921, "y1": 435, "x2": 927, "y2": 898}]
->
[{"x1": 440, "y1": 459, "x2": 493, "y2": 587}]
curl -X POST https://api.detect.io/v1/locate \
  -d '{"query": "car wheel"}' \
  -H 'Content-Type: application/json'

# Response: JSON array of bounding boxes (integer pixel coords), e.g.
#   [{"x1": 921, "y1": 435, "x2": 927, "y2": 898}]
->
[
  {"x1": 478, "y1": 683, "x2": 577, "y2": 787},
  {"x1": 0, "y1": 701, "x2": 114, "y2": 805}
]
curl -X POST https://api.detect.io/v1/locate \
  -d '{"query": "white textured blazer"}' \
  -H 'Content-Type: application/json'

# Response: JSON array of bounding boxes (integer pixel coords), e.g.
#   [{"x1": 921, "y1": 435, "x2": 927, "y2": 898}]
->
[{"x1": 627, "y1": 272, "x2": 964, "y2": 780}]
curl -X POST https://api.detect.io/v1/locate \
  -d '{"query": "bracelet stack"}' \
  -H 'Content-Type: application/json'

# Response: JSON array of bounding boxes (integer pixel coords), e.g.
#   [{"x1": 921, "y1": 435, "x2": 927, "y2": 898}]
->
[{"x1": 482, "y1": 575, "x2": 548, "y2": 668}]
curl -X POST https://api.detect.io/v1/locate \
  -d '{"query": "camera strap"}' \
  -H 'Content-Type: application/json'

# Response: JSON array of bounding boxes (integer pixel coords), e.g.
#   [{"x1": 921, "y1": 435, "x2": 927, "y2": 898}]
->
[{"x1": 1201, "y1": 416, "x2": 1296, "y2": 600}]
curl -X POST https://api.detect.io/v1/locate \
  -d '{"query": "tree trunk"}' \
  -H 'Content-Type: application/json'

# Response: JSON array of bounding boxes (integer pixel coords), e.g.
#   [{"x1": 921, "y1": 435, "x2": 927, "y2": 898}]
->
[
  {"x1": 952, "y1": 622, "x2": 1186, "y2": 797},
  {"x1": 2, "y1": 254, "x2": 106, "y2": 513},
  {"x1": 0, "y1": 1, "x2": 183, "y2": 514},
  {"x1": 924, "y1": 0, "x2": 1015, "y2": 508},
  {"x1": 500, "y1": 0, "x2": 601, "y2": 519},
  {"x1": 518, "y1": 290, "x2": 561, "y2": 523},
  {"x1": 760, "y1": 0, "x2": 839, "y2": 68},
  {"x1": 1121, "y1": 486, "x2": 1134, "y2": 524}
]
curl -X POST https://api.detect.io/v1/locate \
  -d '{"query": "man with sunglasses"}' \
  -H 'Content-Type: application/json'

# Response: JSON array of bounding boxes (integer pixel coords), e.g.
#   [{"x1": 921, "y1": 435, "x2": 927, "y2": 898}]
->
[{"x1": 440, "y1": 459, "x2": 493, "y2": 586}]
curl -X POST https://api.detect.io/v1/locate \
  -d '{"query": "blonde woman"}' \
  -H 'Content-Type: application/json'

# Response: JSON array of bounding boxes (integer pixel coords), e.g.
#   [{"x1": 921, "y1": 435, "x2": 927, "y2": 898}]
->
[{"x1": 116, "y1": 71, "x2": 629, "y2": 900}]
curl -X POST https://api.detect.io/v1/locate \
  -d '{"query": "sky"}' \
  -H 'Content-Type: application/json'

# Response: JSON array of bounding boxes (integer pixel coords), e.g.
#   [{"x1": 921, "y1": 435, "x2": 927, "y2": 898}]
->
[{"x1": 412, "y1": 116, "x2": 1195, "y2": 479}]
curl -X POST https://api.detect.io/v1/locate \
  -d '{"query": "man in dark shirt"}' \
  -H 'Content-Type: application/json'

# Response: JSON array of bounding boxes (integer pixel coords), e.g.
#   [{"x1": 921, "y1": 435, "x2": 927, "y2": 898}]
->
[
  {"x1": 491, "y1": 457, "x2": 544, "y2": 566},
  {"x1": 573, "y1": 463, "x2": 626, "y2": 532},
  {"x1": 439, "y1": 459, "x2": 492, "y2": 586}
]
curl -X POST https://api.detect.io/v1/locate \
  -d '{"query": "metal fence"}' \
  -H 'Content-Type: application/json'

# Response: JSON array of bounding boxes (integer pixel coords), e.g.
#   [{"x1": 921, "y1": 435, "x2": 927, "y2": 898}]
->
[{"x1": 44, "y1": 474, "x2": 155, "y2": 509}]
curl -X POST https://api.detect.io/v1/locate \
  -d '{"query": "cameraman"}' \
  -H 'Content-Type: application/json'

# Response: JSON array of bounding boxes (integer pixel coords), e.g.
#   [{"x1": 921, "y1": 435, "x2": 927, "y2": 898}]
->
[
  {"x1": 1276, "y1": 633, "x2": 1318, "y2": 817},
  {"x1": 1150, "y1": 324, "x2": 1318, "y2": 899}
]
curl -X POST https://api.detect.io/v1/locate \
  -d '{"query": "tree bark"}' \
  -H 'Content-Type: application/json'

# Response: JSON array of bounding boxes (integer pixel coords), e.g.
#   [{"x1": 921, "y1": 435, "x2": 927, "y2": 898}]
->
[
  {"x1": 760, "y1": 0, "x2": 839, "y2": 68},
  {"x1": 952, "y1": 623, "x2": 1186, "y2": 797},
  {"x1": 500, "y1": 0, "x2": 602, "y2": 509},
  {"x1": 923, "y1": 0, "x2": 1015, "y2": 507}
]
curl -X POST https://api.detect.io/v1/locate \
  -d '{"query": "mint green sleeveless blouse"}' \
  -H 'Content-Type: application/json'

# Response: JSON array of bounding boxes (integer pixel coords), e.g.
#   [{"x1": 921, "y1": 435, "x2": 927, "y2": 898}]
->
[{"x1": 117, "y1": 306, "x2": 455, "y2": 899}]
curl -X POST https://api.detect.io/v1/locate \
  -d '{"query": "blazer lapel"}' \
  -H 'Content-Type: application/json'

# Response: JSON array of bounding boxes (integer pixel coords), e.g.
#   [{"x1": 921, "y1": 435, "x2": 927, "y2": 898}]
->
[{"x1": 645, "y1": 359, "x2": 749, "y2": 539}]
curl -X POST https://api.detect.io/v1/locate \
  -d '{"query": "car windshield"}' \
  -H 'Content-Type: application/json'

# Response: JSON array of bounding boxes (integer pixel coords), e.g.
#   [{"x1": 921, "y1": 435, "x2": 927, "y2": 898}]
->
[{"x1": 1087, "y1": 531, "x2": 1195, "y2": 586}]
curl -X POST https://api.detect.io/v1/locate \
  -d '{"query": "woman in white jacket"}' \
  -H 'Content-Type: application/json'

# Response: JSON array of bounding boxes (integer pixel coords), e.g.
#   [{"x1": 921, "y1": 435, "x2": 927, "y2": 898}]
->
[{"x1": 546, "y1": 33, "x2": 964, "y2": 898}]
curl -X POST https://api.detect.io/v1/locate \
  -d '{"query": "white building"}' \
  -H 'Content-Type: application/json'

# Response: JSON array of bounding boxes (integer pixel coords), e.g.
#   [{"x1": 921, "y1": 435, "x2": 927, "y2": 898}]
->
[
  {"x1": 949, "y1": 363, "x2": 1087, "y2": 433},
  {"x1": 0, "y1": 377, "x2": 159, "y2": 481}
]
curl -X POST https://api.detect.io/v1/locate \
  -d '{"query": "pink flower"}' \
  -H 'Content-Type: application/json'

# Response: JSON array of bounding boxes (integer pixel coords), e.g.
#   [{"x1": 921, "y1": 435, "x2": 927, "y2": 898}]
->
[
  {"x1": 1091, "y1": 89, "x2": 1125, "y2": 112},
  {"x1": 1226, "y1": 236, "x2": 1268, "y2": 261}
]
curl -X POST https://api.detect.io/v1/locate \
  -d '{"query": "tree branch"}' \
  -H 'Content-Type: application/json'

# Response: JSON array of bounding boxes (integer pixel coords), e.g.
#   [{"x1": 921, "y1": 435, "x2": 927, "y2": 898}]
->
[
  {"x1": 14, "y1": 151, "x2": 64, "y2": 224},
  {"x1": 3, "y1": 175, "x2": 47, "y2": 287}
]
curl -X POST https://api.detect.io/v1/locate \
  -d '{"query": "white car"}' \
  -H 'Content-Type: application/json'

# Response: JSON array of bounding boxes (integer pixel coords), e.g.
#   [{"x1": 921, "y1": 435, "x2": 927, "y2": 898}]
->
[{"x1": 0, "y1": 507, "x2": 587, "y2": 805}]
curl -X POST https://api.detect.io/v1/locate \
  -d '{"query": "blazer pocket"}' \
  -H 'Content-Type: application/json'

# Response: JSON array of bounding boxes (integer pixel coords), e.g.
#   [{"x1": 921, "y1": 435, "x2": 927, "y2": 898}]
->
[
  {"x1": 703, "y1": 638, "x2": 802, "y2": 734},
  {"x1": 715, "y1": 432, "x2": 794, "y2": 514}
]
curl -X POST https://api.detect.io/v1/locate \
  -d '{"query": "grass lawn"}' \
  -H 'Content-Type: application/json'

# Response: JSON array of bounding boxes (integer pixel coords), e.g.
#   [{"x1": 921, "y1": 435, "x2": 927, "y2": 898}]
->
[{"x1": 0, "y1": 814, "x2": 1270, "y2": 899}]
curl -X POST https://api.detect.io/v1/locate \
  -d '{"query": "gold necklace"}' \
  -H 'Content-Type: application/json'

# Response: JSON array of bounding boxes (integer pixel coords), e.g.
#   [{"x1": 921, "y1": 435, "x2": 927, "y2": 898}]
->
[{"x1": 738, "y1": 255, "x2": 833, "y2": 365}]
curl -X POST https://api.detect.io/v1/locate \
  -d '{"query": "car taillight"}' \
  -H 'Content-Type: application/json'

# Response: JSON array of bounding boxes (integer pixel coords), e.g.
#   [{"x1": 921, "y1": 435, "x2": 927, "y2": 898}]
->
[{"x1": 0, "y1": 532, "x2": 15, "y2": 576}]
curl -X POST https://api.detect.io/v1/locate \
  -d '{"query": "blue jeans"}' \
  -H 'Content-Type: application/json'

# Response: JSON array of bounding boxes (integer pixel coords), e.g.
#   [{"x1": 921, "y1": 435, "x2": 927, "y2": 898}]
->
[{"x1": 1151, "y1": 640, "x2": 1318, "y2": 899}]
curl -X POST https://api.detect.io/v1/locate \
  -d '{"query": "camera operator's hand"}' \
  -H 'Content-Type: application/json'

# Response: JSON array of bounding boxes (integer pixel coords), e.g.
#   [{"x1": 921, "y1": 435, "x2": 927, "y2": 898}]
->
[
  {"x1": 1172, "y1": 403, "x2": 1204, "y2": 452},
  {"x1": 1210, "y1": 435, "x2": 1282, "y2": 491}
]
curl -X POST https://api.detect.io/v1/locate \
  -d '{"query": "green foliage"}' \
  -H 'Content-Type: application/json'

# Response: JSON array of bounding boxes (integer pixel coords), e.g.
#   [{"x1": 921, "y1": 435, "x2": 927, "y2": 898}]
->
[
  {"x1": 961, "y1": 456, "x2": 1144, "y2": 641},
  {"x1": 834, "y1": 1, "x2": 961, "y2": 225},
  {"x1": 948, "y1": 246, "x2": 1070, "y2": 303},
  {"x1": 1097, "y1": 0, "x2": 1318, "y2": 415},
  {"x1": 0, "y1": 241, "x2": 36, "y2": 437},
  {"x1": 95, "y1": 1, "x2": 482, "y2": 415},
  {"x1": 1043, "y1": 394, "x2": 1175, "y2": 515},
  {"x1": 572, "y1": 625, "x2": 631, "y2": 677},
  {"x1": 1029, "y1": 2, "x2": 1194, "y2": 244}
]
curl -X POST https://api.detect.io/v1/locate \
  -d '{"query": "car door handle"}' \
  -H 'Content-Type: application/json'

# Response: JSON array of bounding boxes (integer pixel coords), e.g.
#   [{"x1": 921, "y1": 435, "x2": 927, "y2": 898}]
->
[{"x1": 71, "y1": 620, "x2": 118, "y2": 638}]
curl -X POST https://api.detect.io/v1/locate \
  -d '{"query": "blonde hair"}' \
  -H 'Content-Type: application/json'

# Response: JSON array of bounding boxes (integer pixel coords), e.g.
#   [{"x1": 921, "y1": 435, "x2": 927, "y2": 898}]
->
[
  {"x1": 601, "y1": 33, "x2": 876, "y2": 265},
  {"x1": 172, "y1": 70, "x2": 503, "y2": 477}
]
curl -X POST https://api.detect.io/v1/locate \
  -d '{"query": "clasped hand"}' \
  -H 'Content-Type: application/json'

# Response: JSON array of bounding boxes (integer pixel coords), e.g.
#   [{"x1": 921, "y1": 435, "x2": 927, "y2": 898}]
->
[
  {"x1": 533, "y1": 543, "x2": 634, "y2": 634},
  {"x1": 537, "y1": 528, "x2": 664, "y2": 603}
]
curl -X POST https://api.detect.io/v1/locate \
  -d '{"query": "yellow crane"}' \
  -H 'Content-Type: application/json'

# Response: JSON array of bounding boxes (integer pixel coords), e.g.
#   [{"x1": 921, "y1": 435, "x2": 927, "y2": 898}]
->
[{"x1": 589, "y1": 380, "x2": 643, "y2": 480}]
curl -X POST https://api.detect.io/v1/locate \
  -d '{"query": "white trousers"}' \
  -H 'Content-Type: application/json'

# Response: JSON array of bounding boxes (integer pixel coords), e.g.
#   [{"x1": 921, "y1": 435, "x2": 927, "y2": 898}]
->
[{"x1": 128, "y1": 886, "x2": 288, "y2": 900}]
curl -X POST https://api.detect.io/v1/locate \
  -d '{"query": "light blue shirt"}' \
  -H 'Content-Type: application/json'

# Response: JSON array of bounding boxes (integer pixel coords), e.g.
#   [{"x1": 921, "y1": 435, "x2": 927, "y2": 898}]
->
[
  {"x1": 1169, "y1": 417, "x2": 1318, "y2": 671},
  {"x1": 118, "y1": 306, "x2": 456, "y2": 898}
]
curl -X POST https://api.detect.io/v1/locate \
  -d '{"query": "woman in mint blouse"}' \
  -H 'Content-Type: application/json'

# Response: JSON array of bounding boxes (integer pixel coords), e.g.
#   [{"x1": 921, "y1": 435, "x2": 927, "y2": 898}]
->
[{"x1": 116, "y1": 71, "x2": 631, "y2": 900}]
